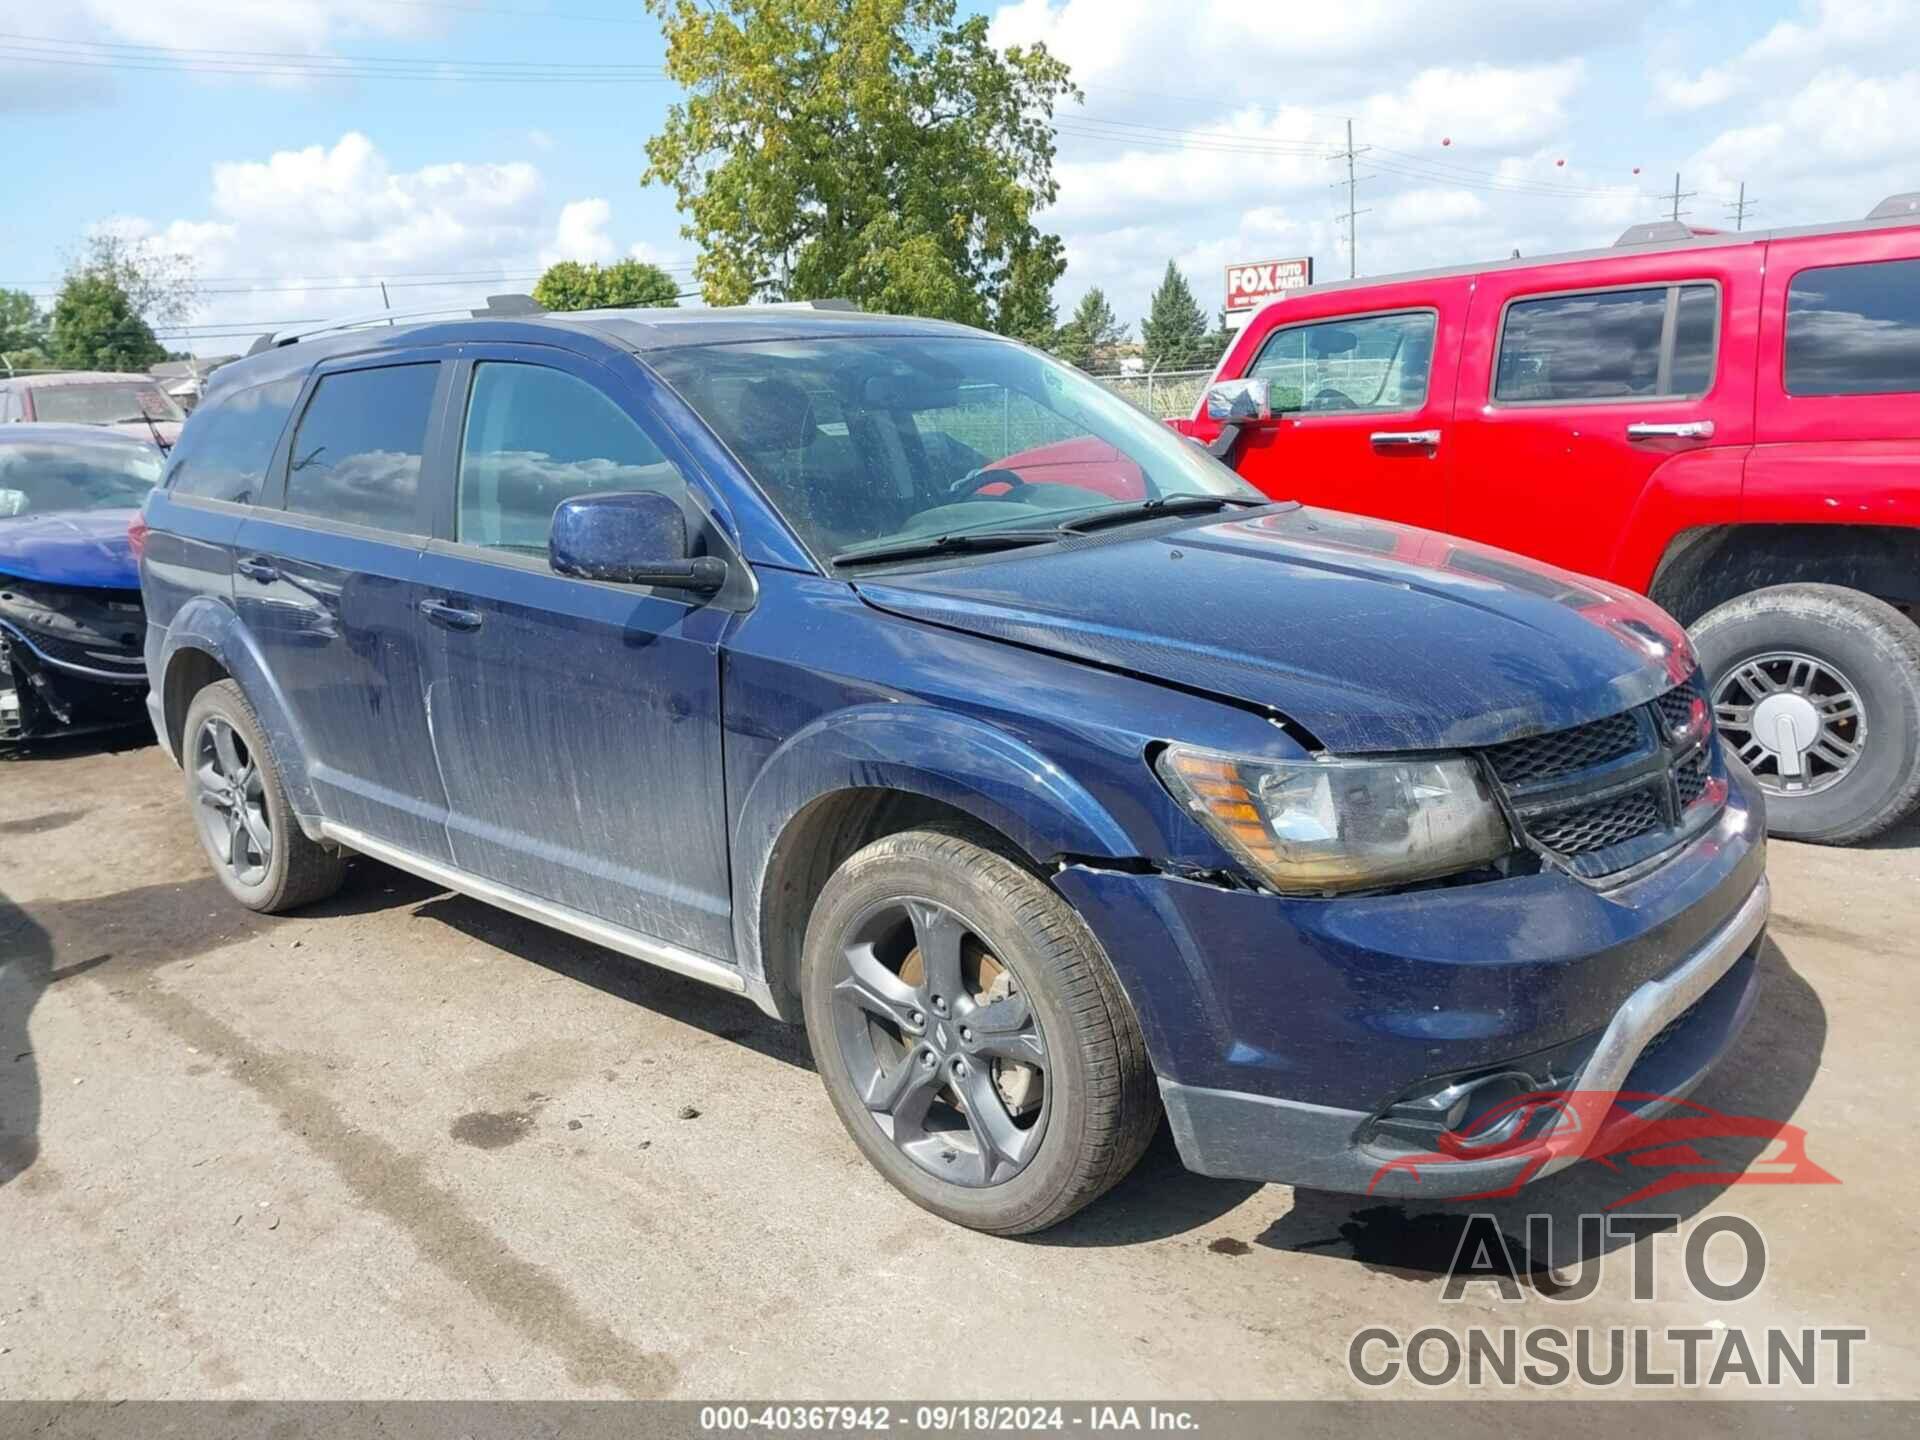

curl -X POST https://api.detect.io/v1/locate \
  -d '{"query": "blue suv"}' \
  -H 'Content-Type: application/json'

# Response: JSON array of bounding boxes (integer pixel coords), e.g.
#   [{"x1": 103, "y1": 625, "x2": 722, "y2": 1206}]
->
[{"x1": 140, "y1": 303, "x2": 1769, "y2": 1233}]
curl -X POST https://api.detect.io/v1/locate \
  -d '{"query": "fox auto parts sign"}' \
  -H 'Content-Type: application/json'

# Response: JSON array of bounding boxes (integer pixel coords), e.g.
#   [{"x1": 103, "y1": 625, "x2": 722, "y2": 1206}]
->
[{"x1": 1225, "y1": 257, "x2": 1313, "y2": 312}]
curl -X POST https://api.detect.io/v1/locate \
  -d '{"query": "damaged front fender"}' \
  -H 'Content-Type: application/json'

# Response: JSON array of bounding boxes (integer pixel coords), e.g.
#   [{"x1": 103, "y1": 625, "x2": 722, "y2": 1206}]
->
[{"x1": 731, "y1": 703, "x2": 1140, "y2": 1001}]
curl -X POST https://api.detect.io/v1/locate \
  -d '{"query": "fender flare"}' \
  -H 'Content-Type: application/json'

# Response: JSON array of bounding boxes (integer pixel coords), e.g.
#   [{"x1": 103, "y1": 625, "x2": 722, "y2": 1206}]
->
[
  {"x1": 729, "y1": 703, "x2": 1138, "y2": 991},
  {"x1": 155, "y1": 597, "x2": 321, "y2": 826}
]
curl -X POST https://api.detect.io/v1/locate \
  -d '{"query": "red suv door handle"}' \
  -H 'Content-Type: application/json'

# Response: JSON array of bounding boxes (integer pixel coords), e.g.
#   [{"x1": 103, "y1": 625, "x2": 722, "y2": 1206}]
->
[
  {"x1": 1627, "y1": 420, "x2": 1715, "y2": 440},
  {"x1": 1370, "y1": 429, "x2": 1442, "y2": 447}
]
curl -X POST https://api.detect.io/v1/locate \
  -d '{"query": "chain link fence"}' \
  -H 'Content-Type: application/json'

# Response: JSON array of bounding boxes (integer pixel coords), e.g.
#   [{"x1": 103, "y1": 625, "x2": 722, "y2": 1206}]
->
[{"x1": 1086, "y1": 366, "x2": 1217, "y2": 420}]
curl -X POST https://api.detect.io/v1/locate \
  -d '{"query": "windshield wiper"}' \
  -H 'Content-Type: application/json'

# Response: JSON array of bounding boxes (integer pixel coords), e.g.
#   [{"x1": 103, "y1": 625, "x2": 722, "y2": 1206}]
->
[
  {"x1": 1055, "y1": 493, "x2": 1258, "y2": 535},
  {"x1": 832, "y1": 529, "x2": 1060, "y2": 568}
]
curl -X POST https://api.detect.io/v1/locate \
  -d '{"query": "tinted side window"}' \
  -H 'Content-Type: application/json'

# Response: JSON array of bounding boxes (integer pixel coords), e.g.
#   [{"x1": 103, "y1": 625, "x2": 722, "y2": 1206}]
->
[
  {"x1": 1248, "y1": 311, "x2": 1436, "y2": 414},
  {"x1": 456, "y1": 363, "x2": 686, "y2": 553},
  {"x1": 1497, "y1": 288, "x2": 1666, "y2": 401},
  {"x1": 168, "y1": 377, "x2": 301, "y2": 504},
  {"x1": 1786, "y1": 257, "x2": 1920, "y2": 396},
  {"x1": 285, "y1": 364, "x2": 439, "y2": 532}
]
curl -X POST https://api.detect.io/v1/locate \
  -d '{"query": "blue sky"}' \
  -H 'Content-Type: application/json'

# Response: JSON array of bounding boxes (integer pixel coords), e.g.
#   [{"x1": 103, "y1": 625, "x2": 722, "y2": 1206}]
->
[{"x1": 3, "y1": 1, "x2": 1916, "y2": 357}]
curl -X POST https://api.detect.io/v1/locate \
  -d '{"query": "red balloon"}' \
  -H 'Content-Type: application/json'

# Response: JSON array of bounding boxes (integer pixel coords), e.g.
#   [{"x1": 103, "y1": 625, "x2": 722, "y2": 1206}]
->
[
  {"x1": 1441, "y1": 136, "x2": 1452, "y2": 146},
  {"x1": 1555, "y1": 157, "x2": 1566, "y2": 167},
  {"x1": 1632, "y1": 166, "x2": 1642, "y2": 174}
]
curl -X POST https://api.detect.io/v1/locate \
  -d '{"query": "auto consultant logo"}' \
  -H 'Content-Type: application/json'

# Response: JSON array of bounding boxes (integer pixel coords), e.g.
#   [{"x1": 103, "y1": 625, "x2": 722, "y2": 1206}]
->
[
  {"x1": 1347, "y1": 1212, "x2": 1867, "y2": 1390},
  {"x1": 1367, "y1": 1089, "x2": 1839, "y2": 1207},
  {"x1": 1343, "y1": 1089, "x2": 1854, "y2": 1391}
]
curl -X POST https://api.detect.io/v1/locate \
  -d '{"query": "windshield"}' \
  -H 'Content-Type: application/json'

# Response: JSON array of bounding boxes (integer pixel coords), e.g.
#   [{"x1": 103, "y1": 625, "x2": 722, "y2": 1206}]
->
[
  {"x1": 0, "y1": 441, "x2": 163, "y2": 518},
  {"x1": 31, "y1": 381, "x2": 184, "y2": 426},
  {"x1": 647, "y1": 335, "x2": 1260, "y2": 560}
]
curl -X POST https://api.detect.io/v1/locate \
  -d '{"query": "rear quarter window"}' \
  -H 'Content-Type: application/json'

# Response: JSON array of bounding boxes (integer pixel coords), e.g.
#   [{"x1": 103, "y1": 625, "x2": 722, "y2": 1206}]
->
[
  {"x1": 284, "y1": 363, "x2": 440, "y2": 533},
  {"x1": 1785, "y1": 257, "x2": 1920, "y2": 396},
  {"x1": 167, "y1": 377, "x2": 302, "y2": 504}
]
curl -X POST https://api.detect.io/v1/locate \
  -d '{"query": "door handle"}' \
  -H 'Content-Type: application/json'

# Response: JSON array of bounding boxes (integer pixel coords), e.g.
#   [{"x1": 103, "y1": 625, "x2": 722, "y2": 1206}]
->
[
  {"x1": 1369, "y1": 429, "x2": 1442, "y2": 447},
  {"x1": 1627, "y1": 420, "x2": 1715, "y2": 440},
  {"x1": 418, "y1": 598, "x2": 483, "y2": 632},
  {"x1": 234, "y1": 556, "x2": 279, "y2": 583}
]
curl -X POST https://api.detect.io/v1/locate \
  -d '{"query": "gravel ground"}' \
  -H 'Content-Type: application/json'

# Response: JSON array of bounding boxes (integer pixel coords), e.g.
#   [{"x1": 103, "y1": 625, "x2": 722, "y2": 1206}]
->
[{"x1": 2, "y1": 732, "x2": 1916, "y2": 1401}]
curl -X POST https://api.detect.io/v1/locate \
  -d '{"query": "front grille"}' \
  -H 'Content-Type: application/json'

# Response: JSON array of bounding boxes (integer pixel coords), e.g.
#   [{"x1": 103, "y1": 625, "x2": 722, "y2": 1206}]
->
[
  {"x1": 1675, "y1": 750, "x2": 1710, "y2": 807},
  {"x1": 1480, "y1": 672, "x2": 1725, "y2": 877},
  {"x1": 1483, "y1": 708, "x2": 1643, "y2": 784},
  {"x1": 1655, "y1": 673, "x2": 1706, "y2": 736},
  {"x1": 1527, "y1": 787, "x2": 1664, "y2": 855}
]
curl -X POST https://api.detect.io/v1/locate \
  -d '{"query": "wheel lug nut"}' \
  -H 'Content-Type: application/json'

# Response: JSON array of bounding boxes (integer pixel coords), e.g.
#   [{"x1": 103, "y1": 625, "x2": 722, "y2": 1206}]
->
[
  {"x1": 908, "y1": 1010, "x2": 924, "y2": 1028},
  {"x1": 959, "y1": 1026, "x2": 973, "y2": 1043},
  {"x1": 919, "y1": 1050, "x2": 936, "y2": 1069}
]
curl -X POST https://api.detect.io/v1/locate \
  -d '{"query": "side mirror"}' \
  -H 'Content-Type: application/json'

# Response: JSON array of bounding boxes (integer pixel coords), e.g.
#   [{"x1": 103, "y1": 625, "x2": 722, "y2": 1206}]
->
[
  {"x1": 1205, "y1": 377, "x2": 1276, "y2": 425},
  {"x1": 549, "y1": 491, "x2": 728, "y2": 593}
]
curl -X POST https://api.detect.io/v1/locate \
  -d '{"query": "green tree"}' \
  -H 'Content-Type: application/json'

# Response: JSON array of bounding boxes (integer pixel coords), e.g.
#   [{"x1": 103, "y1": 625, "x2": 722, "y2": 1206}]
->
[
  {"x1": 532, "y1": 257, "x2": 682, "y2": 311},
  {"x1": 1140, "y1": 261, "x2": 1208, "y2": 370},
  {"x1": 1054, "y1": 287, "x2": 1127, "y2": 371},
  {"x1": 1, "y1": 288, "x2": 47, "y2": 351},
  {"x1": 642, "y1": 0, "x2": 1076, "y2": 331},
  {"x1": 70, "y1": 231, "x2": 196, "y2": 331},
  {"x1": 49, "y1": 271, "x2": 166, "y2": 372}
]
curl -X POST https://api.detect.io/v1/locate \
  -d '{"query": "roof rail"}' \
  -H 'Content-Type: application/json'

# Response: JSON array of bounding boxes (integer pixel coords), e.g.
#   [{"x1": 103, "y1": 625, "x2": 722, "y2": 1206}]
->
[
  {"x1": 1615, "y1": 221, "x2": 1698, "y2": 246},
  {"x1": 757, "y1": 298, "x2": 862, "y2": 312},
  {"x1": 1868, "y1": 192, "x2": 1920, "y2": 220},
  {"x1": 246, "y1": 293, "x2": 543, "y2": 355}
]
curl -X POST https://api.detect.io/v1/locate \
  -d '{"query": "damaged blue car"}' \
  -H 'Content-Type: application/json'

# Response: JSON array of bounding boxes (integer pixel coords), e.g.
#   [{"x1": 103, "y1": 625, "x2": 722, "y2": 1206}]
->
[
  {"x1": 139, "y1": 304, "x2": 1768, "y2": 1233},
  {"x1": 0, "y1": 425, "x2": 160, "y2": 745}
]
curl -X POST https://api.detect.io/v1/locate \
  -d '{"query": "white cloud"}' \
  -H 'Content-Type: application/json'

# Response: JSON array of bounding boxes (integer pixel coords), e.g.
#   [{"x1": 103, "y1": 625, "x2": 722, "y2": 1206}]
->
[
  {"x1": 112, "y1": 135, "x2": 680, "y2": 352},
  {"x1": 1653, "y1": 0, "x2": 1920, "y2": 111},
  {"x1": 0, "y1": 0, "x2": 438, "y2": 110},
  {"x1": 542, "y1": 198, "x2": 619, "y2": 268}
]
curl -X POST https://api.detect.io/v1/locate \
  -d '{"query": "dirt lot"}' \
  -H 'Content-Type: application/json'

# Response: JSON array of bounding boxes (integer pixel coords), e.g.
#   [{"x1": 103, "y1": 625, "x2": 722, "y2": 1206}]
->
[{"x1": 2, "y1": 732, "x2": 1917, "y2": 1401}]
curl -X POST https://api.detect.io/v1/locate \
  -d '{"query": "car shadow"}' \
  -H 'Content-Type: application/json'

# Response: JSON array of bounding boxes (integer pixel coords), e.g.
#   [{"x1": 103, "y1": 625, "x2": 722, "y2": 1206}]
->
[
  {"x1": 0, "y1": 723, "x2": 154, "y2": 764},
  {"x1": 1245, "y1": 938, "x2": 1829, "y2": 1282},
  {"x1": 397, "y1": 869, "x2": 812, "y2": 1074},
  {"x1": 0, "y1": 887, "x2": 53, "y2": 1188}
]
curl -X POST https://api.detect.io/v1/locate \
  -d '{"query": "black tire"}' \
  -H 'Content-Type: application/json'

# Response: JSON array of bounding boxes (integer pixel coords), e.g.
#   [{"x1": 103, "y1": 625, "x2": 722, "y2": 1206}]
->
[
  {"x1": 1691, "y1": 584, "x2": 1920, "y2": 844},
  {"x1": 182, "y1": 679, "x2": 347, "y2": 912},
  {"x1": 800, "y1": 824, "x2": 1159, "y2": 1235}
]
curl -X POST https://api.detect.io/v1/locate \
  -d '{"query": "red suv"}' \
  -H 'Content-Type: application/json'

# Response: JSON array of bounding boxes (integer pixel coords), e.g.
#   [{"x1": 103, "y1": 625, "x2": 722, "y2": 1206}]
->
[{"x1": 1178, "y1": 195, "x2": 1920, "y2": 843}]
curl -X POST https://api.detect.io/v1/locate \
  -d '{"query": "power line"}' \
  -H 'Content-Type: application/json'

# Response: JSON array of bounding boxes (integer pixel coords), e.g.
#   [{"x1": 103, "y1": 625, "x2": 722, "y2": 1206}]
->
[
  {"x1": 1666, "y1": 171, "x2": 1698, "y2": 223},
  {"x1": 1334, "y1": 118, "x2": 1371, "y2": 280},
  {"x1": 1726, "y1": 180, "x2": 1759, "y2": 230}
]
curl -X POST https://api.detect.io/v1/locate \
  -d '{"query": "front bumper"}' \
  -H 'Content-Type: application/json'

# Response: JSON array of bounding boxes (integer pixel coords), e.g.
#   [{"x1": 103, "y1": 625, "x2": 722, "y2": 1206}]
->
[
  {"x1": 0, "y1": 620, "x2": 148, "y2": 743},
  {"x1": 1053, "y1": 763, "x2": 1768, "y2": 1196}
]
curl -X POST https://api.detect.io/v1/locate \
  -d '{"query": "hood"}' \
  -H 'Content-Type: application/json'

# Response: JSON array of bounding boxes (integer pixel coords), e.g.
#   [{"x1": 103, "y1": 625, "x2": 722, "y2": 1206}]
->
[
  {"x1": 853, "y1": 506, "x2": 1696, "y2": 753},
  {"x1": 0, "y1": 509, "x2": 141, "y2": 590}
]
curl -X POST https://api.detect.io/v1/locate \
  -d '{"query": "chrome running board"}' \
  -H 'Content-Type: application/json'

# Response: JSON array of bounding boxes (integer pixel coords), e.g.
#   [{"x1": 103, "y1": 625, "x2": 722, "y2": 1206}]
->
[{"x1": 319, "y1": 821, "x2": 746, "y2": 995}]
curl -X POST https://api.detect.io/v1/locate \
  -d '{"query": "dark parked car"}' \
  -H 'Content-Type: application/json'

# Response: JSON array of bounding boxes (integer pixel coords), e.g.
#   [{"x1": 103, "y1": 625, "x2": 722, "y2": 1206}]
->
[
  {"x1": 0, "y1": 425, "x2": 160, "y2": 744},
  {"x1": 139, "y1": 305, "x2": 1769, "y2": 1233}
]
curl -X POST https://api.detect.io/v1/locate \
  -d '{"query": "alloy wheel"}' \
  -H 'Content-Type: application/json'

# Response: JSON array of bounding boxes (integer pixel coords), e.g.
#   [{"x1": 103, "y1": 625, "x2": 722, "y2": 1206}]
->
[
  {"x1": 1714, "y1": 650, "x2": 1867, "y2": 798},
  {"x1": 829, "y1": 896, "x2": 1049, "y2": 1188},
  {"x1": 192, "y1": 715, "x2": 273, "y2": 886}
]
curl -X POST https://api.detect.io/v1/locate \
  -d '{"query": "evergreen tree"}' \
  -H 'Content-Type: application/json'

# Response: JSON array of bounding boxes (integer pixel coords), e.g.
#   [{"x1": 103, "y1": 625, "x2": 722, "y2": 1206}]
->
[
  {"x1": 1140, "y1": 261, "x2": 1208, "y2": 369},
  {"x1": 1055, "y1": 287, "x2": 1127, "y2": 371}
]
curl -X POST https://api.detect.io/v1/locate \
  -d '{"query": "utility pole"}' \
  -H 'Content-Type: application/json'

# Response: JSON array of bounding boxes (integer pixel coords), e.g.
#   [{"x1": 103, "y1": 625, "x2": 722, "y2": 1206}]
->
[
  {"x1": 1334, "y1": 119, "x2": 1373, "y2": 279},
  {"x1": 380, "y1": 280, "x2": 394, "y2": 326},
  {"x1": 1667, "y1": 171, "x2": 1697, "y2": 224},
  {"x1": 1725, "y1": 181, "x2": 1758, "y2": 230}
]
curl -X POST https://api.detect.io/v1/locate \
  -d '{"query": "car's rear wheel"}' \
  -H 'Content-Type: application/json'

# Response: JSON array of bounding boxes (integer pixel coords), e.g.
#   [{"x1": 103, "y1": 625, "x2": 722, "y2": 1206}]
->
[
  {"x1": 1692, "y1": 584, "x2": 1920, "y2": 844},
  {"x1": 183, "y1": 680, "x2": 347, "y2": 911},
  {"x1": 800, "y1": 825, "x2": 1158, "y2": 1234}
]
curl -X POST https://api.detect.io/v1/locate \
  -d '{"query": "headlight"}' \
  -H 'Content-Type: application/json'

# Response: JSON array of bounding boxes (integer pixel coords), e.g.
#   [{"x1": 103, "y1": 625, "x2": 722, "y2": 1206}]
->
[{"x1": 1155, "y1": 745, "x2": 1513, "y2": 895}]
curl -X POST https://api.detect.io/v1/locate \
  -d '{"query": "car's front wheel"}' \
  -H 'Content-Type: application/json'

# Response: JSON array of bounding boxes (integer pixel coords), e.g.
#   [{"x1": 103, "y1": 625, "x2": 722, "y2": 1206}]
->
[
  {"x1": 183, "y1": 680, "x2": 347, "y2": 912},
  {"x1": 1692, "y1": 583, "x2": 1920, "y2": 844},
  {"x1": 800, "y1": 825, "x2": 1158, "y2": 1234}
]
